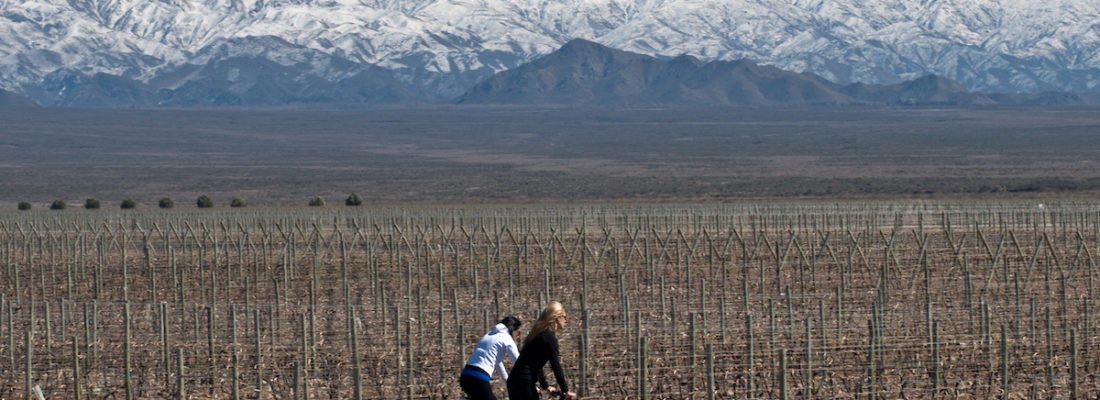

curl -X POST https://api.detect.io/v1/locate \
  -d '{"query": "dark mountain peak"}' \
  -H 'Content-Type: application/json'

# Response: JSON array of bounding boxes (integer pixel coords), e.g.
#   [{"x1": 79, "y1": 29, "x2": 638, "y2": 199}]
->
[
  {"x1": 457, "y1": 38, "x2": 662, "y2": 105},
  {"x1": 840, "y1": 73, "x2": 993, "y2": 105},
  {"x1": 700, "y1": 58, "x2": 777, "y2": 80},
  {"x1": 897, "y1": 74, "x2": 994, "y2": 105},
  {"x1": 667, "y1": 54, "x2": 704, "y2": 67},
  {"x1": 543, "y1": 38, "x2": 655, "y2": 66},
  {"x1": 460, "y1": 42, "x2": 1072, "y2": 107},
  {"x1": 551, "y1": 38, "x2": 613, "y2": 61},
  {"x1": 0, "y1": 89, "x2": 37, "y2": 107},
  {"x1": 903, "y1": 74, "x2": 966, "y2": 92},
  {"x1": 720, "y1": 58, "x2": 762, "y2": 70},
  {"x1": 32, "y1": 70, "x2": 153, "y2": 107},
  {"x1": 559, "y1": 38, "x2": 606, "y2": 52},
  {"x1": 460, "y1": 40, "x2": 857, "y2": 106},
  {"x1": 728, "y1": 58, "x2": 759, "y2": 67}
]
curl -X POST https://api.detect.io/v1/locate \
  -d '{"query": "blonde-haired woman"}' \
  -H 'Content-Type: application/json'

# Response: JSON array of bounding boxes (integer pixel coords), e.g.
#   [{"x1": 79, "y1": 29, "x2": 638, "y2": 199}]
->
[{"x1": 507, "y1": 301, "x2": 577, "y2": 400}]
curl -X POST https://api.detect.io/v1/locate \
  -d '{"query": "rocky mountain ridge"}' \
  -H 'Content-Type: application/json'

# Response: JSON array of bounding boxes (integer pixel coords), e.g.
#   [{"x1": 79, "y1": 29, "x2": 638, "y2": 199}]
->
[
  {"x1": 459, "y1": 39, "x2": 1001, "y2": 106},
  {"x1": 2, "y1": 0, "x2": 1098, "y2": 107}
]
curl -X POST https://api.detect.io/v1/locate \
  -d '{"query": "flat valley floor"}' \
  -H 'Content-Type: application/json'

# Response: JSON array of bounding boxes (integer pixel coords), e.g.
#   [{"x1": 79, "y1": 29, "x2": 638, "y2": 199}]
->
[{"x1": 2, "y1": 106, "x2": 1099, "y2": 206}]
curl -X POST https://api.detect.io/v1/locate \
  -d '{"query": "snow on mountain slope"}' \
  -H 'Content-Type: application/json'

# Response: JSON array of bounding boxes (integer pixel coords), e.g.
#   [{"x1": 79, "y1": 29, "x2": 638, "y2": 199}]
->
[{"x1": 1, "y1": 0, "x2": 1097, "y2": 106}]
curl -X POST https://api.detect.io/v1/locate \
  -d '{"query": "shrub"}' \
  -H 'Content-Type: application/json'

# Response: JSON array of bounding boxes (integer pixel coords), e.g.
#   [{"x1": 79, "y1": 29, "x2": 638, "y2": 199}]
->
[
  {"x1": 50, "y1": 200, "x2": 66, "y2": 210},
  {"x1": 158, "y1": 198, "x2": 174, "y2": 209},
  {"x1": 17, "y1": 202, "x2": 31, "y2": 210},
  {"x1": 345, "y1": 193, "x2": 363, "y2": 206},
  {"x1": 196, "y1": 195, "x2": 214, "y2": 208},
  {"x1": 230, "y1": 197, "x2": 247, "y2": 208},
  {"x1": 120, "y1": 199, "x2": 137, "y2": 209},
  {"x1": 309, "y1": 196, "x2": 326, "y2": 207},
  {"x1": 84, "y1": 198, "x2": 100, "y2": 210}
]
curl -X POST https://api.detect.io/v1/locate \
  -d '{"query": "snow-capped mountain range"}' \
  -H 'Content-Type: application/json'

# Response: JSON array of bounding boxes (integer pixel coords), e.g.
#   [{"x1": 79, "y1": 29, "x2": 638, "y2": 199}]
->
[{"x1": 2, "y1": 0, "x2": 1098, "y2": 107}]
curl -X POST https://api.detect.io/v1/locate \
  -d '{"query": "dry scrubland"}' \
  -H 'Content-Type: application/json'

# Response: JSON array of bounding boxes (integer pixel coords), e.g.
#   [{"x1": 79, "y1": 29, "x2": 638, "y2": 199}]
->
[
  {"x1": 3, "y1": 106, "x2": 1100, "y2": 204},
  {"x1": 1, "y1": 200, "x2": 1099, "y2": 399}
]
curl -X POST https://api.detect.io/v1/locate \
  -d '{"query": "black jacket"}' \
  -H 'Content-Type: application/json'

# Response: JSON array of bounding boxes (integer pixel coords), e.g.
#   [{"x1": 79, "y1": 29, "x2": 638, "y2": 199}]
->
[{"x1": 510, "y1": 329, "x2": 569, "y2": 394}]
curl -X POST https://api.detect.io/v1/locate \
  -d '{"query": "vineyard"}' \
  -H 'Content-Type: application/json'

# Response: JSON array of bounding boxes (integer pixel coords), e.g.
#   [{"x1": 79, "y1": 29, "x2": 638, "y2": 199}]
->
[{"x1": 2, "y1": 200, "x2": 1099, "y2": 399}]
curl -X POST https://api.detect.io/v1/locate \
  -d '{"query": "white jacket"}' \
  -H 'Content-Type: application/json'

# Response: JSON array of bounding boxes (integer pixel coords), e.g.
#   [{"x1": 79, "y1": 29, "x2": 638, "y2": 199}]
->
[{"x1": 465, "y1": 323, "x2": 520, "y2": 381}]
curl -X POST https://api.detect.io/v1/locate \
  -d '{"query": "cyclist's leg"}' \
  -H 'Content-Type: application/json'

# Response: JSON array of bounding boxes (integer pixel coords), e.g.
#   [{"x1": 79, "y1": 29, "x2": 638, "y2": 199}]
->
[{"x1": 460, "y1": 374, "x2": 497, "y2": 400}]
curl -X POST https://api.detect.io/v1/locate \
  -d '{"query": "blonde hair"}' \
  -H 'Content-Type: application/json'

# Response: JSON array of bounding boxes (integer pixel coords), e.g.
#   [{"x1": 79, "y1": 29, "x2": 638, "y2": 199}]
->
[{"x1": 523, "y1": 301, "x2": 565, "y2": 346}]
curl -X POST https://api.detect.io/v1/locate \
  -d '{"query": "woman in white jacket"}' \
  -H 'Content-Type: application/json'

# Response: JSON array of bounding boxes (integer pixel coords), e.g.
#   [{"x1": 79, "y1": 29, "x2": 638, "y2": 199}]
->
[{"x1": 460, "y1": 316, "x2": 522, "y2": 400}]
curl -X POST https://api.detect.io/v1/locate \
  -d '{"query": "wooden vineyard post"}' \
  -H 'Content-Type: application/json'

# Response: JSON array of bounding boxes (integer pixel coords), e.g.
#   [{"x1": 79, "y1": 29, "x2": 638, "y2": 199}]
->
[
  {"x1": 543, "y1": 269, "x2": 551, "y2": 309},
  {"x1": 868, "y1": 319, "x2": 875, "y2": 400},
  {"x1": 720, "y1": 297, "x2": 727, "y2": 344},
  {"x1": 437, "y1": 304, "x2": 444, "y2": 377},
  {"x1": 690, "y1": 313, "x2": 697, "y2": 392},
  {"x1": 43, "y1": 301, "x2": 50, "y2": 368},
  {"x1": 301, "y1": 313, "x2": 309, "y2": 398},
  {"x1": 1030, "y1": 300, "x2": 1036, "y2": 345},
  {"x1": 805, "y1": 318, "x2": 813, "y2": 399},
  {"x1": 473, "y1": 265, "x2": 480, "y2": 305},
  {"x1": 1046, "y1": 307, "x2": 1054, "y2": 390},
  {"x1": 746, "y1": 314, "x2": 754, "y2": 397},
  {"x1": 25, "y1": 329, "x2": 31, "y2": 400},
  {"x1": 932, "y1": 321, "x2": 940, "y2": 396},
  {"x1": 72, "y1": 339, "x2": 81, "y2": 400},
  {"x1": 779, "y1": 348, "x2": 788, "y2": 400},
  {"x1": 88, "y1": 301, "x2": 98, "y2": 369},
  {"x1": 873, "y1": 302, "x2": 883, "y2": 371},
  {"x1": 706, "y1": 343, "x2": 715, "y2": 400},
  {"x1": 293, "y1": 362, "x2": 302, "y2": 400},
  {"x1": 578, "y1": 334, "x2": 587, "y2": 397},
  {"x1": 1071, "y1": 328, "x2": 1078, "y2": 399},
  {"x1": 699, "y1": 280, "x2": 706, "y2": 336},
  {"x1": 1001, "y1": 324, "x2": 1008, "y2": 396},
  {"x1": 632, "y1": 310, "x2": 641, "y2": 371},
  {"x1": 177, "y1": 348, "x2": 184, "y2": 400},
  {"x1": 481, "y1": 309, "x2": 488, "y2": 341},
  {"x1": 742, "y1": 280, "x2": 749, "y2": 322},
  {"x1": 580, "y1": 309, "x2": 590, "y2": 397},
  {"x1": 785, "y1": 286, "x2": 794, "y2": 339},
  {"x1": 660, "y1": 278, "x2": 667, "y2": 330},
  {"x1": 457, "y1": 324, "x2": 465, "y2": 369},
  {"x1": 406, "y1": 318, "x2": 413, "y2": 400},
  {"x1": 207, "y1": 306, "x2": 215, "y2": 395},
  {"x1": 159, "y1": 302, "x2": 168, "y2": 385},
  {"x1": 309, "y1": 304, "x2": 318, "y2": 376},
  {"x1": 451, "y1": 289, "x2": 460, "y2": 338},
  {"x1": 352, "y1": 309, "x2": 363, "y2": 400},
  {"x1": 768, "y1": 300, "x2": 775, "y2": 359},
  {"x1": 145, "y1": 239, "x2": 156, "y2": 304},
  {"x1": 61, "y1": 297, "x2": 68, "y2": 341},
  {"x1": 1085, "y1": 297, "x2": 1092, "y2": 373},
  {"x1": 638, "y1": 336, "x2": 647, "y2": 400},
  {"x1": 269, "y1": 303, "x2": 277, "y2": 351},
  {"x1": 273, "y1": 280, "x2": 282, "y2": 331},
  {"x1": 8, "y1": 300, "x2": 13, "y2": 385},
  {"x1": 254, "y1": 309, "x2": 263, "y2": 398},
  {"x1": 836, "y1": 287, "x2": 842, "y2": 343},
  {"x1": 125, "y1": 302, "x2": 133, "y2": 400},
  {"x1": 621, "y1": 276, "x2": 629, "y2": 339},
  {"x1": 990, "y1": 303, "x2": 998, "y2": 391},
  {"x1": 122, "y1": 244, "x2": 129, "y2": 302},
  {"x1": 818, "y1": 299, "x2": 826, "y2": 351},
  {"x1": 231, "y1": 304, "x2": 239, "y2": 400}
]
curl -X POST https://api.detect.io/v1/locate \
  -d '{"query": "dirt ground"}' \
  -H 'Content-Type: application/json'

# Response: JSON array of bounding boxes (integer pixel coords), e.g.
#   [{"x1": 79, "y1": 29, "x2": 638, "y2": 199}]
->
[{"x1": 1, "y1": 201, "x2": 1099, "y2": 398}]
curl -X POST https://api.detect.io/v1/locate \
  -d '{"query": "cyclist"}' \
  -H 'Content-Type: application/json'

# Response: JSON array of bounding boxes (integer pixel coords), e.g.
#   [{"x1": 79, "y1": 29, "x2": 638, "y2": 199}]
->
[
  {"x1": 507, "y1": 302, "x2": 577, "y2": 400},
  {"x1": 461, "y1": 316, "x2": 523, "y2": 400}
]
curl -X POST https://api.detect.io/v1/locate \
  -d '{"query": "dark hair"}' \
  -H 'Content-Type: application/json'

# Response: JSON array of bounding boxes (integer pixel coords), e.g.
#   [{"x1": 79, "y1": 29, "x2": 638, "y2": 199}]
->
[{"x1": 499, "y1": 316, "x2": 522, "y2": 334}]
